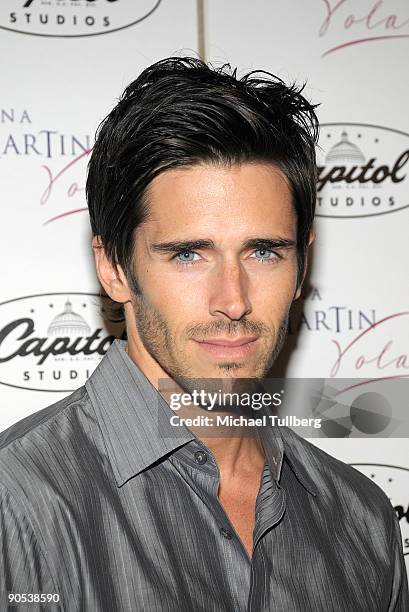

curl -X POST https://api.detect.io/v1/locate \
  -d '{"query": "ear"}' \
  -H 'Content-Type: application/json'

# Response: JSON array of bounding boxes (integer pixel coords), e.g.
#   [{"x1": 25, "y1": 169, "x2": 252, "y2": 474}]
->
[
  {"x1": 92, "y1": 235, "x2": 132, "y2": 304},
  {"x1": 293, "y1": 229, "x2": 316, "y2": 301}
]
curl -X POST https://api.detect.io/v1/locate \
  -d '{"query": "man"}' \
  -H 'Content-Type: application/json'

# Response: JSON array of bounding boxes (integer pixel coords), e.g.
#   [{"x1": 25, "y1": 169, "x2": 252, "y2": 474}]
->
[{"x1": 0, "y1": 57, "x2": 407, "y2": 611}]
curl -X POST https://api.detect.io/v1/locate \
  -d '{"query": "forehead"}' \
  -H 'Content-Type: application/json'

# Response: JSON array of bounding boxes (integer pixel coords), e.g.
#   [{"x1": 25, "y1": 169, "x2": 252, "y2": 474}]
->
[{"x1": 143, "y1": 162, "x2": 296, "y2": 237}]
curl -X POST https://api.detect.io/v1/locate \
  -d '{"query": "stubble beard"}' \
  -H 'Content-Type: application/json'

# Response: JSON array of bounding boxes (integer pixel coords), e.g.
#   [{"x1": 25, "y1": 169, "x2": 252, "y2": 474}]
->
[{"x1": 131, "y1": 290, "x2": 290, "y2": 385}]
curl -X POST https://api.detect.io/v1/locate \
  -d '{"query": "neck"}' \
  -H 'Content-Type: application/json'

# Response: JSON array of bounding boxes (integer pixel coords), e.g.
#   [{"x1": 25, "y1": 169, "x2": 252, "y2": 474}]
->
[
  {"x1": 201, "y1": 429, "x2": 265, "y2": 478},
  {"x1": 124, "y1": 343, "x2": 265, "y2": 475}
]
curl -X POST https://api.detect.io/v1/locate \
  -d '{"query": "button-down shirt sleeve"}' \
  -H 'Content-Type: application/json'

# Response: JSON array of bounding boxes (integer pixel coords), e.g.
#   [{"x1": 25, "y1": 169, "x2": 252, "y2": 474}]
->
[{"x1": 0, "y1": 484, "x2": 60, "y2": 610}]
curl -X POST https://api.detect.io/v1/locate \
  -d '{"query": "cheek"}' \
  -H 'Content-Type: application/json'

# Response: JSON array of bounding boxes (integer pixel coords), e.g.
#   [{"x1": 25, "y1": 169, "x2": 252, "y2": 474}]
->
[
  {"x1": 252, "y1": 290, "x2": 292, "y2": 323},
  {"x1": 141, "y1": 265, "x2": 208, "y2": 318},
  {"x1": 250, "y1": 265, "x2": 298, "y2": 311}
]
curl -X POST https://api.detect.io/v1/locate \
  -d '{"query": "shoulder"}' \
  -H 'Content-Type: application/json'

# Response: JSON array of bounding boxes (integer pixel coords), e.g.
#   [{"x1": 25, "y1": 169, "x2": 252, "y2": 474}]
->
[
  {"x1": 282, "y1": 428, "x2": 409, "y2": 606},
  {"x1": 0, "y1": 385, "x2": 92, "y2": 495},
  {"x1": 0, "y1": 385, "x2": 89, "y2": 451},
  {"x1": 281, "y1": 426, "x2": 396, "y2": 532}
]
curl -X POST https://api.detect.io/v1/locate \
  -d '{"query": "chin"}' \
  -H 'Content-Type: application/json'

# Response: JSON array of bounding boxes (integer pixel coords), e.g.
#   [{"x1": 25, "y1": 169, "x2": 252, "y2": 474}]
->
[{"x1": 211, "y1": 364, "x2": 259, "y2": 377}]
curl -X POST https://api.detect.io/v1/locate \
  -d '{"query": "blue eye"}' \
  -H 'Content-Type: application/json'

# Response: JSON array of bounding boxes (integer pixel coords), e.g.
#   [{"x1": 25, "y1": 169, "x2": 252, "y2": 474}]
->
[
  {"x1": 174, "y1": 251, "x2": 200, "y2": 264},
  {"x1": 252, "y1": 248, "x2": 279, "y2": 262}
]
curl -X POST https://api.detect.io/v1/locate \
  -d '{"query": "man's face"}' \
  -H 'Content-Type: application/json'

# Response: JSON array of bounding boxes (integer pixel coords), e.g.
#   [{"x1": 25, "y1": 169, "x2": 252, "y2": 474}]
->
[{"x1": 129, "y1": 162, "x2": 301, "y2": 381}]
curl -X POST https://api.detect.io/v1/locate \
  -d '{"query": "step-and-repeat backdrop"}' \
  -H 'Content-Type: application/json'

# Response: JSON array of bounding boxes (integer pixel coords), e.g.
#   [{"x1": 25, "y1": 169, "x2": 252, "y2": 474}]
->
[{"x1": 0, "y1": 0, "x2": 408, "y2": 571}]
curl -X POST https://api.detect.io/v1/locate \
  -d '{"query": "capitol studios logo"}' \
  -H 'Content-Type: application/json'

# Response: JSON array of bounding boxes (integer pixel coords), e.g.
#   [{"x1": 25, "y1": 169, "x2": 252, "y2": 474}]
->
[
  {"x1": 350, "y1": 464, "x2": 409, "y2": 558},
  {"x1": 0, "y1": 293, "x2": 125, "y2": 391},
  {"x1": 0, "y1": 0, "x2": 162, "y2": 37},
  {"x1": 317, "y1": 123, "x2": 409, "y2": 218}
]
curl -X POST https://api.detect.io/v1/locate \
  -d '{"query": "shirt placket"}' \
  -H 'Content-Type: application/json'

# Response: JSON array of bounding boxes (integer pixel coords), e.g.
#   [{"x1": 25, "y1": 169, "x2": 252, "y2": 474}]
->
[
  {"x1": 169, "y1": 440, "x2": 252, "y2": 611},
  {"x1": 247, "y1": 464, "x2": 287, "y2": 611}
]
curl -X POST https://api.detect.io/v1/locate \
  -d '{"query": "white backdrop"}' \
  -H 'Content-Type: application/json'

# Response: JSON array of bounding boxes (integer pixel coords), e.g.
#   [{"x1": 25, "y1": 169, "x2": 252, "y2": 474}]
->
[{"x1": 1, "y1": 0, "x2": 408, "y2": 572}]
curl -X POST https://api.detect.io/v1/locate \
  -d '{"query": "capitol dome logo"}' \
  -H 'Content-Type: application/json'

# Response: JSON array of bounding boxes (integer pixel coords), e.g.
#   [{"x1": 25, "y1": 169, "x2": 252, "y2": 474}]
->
[
  {"x1": 325, "y1": 130, "x2": 365, "y2": 165},
  {"x1": 317, "y1": 123, "x2": 409, "y2": 218},
  {"x1": 0, "y1": 292, "x2": 125, "y2": 392},
  {"x1": 47, "y1": 298, "x2": 91, "y2": 337},
  {"x1": 0, "y1": 0, "x2": 162, "y2": 38}
]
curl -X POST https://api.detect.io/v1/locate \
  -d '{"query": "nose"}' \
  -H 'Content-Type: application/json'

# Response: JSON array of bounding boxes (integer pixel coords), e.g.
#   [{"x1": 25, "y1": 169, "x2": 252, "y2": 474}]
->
[{"x1": 208, "y1": 259, "x2": 252, "y2": 321}]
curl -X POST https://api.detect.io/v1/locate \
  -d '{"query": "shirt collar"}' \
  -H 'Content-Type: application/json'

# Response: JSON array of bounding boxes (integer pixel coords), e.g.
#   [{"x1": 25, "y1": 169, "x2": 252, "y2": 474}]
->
[
  {"x1": 85, "y1": 339, "x2": 195, "y2": 486},
  {"x1": 256, "y1": 404, "x2": 318, "y2": 497},
  {"x1": 277, "y1": 426, "x2": 318, "y2": 497},
  {"x1": 86, "y1": 339, "x2": 317, "y2": 497}
]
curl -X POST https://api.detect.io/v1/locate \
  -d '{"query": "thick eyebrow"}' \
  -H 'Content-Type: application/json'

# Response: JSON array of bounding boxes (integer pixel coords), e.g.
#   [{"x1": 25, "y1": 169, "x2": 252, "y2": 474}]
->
[
  {"x1": 242, "y1": 238, "x2": 296, "y2": 251},
  {"x1": 150, "y1": 237, "x2": 295, "y2": 254},
  {"x1": 150, "y1": 239, "x2": 215, "y2": 253}
]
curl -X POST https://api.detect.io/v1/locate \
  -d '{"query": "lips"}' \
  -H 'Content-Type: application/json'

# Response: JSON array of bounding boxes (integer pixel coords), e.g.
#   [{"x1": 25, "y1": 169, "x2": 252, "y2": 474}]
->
[
  {"x1": 197, "y1": 337, "x2": 258, "y2": 347},
  {"x1": 193, "y1": 336, "x2": 259, "y2": 358}
]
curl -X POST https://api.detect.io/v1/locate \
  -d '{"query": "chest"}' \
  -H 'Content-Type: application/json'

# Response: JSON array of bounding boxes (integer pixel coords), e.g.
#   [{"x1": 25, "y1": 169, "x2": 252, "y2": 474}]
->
[
  {"x1": 45, "y1": 462, "x2": 390, "y2": 611},
  {"x1": 218, "y1": 480, "x2": 260, "y2": 559}
]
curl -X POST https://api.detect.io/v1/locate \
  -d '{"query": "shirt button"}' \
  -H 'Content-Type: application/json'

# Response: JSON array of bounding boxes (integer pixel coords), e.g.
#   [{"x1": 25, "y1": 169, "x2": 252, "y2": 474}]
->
[
  {"x1": 219, "y1": 527, "x2": 232, "y2": 539},
  {"x1": 194, "y1": 450, "x2": 208, "y2": 465}
]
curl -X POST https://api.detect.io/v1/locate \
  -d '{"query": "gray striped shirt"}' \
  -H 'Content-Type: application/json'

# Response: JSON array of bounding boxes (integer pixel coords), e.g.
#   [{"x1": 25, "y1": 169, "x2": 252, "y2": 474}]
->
[{"x1": 0, "y1": 339, "x2": 407, "y2": 611}]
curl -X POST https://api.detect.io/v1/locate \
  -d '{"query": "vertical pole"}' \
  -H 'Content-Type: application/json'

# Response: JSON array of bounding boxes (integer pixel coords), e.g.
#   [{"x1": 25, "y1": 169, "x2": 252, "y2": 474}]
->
[{"x1": 197, "y1": 0, "x2": 206, "y2": 61}]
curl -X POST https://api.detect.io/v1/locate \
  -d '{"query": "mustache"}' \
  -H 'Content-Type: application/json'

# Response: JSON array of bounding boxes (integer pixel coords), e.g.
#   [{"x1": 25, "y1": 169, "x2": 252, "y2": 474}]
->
[{"x1": 185, "y1": 318, "x2": 270, "y2": 340}]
